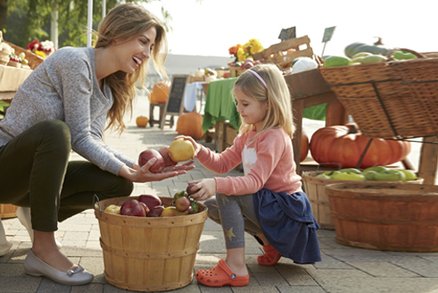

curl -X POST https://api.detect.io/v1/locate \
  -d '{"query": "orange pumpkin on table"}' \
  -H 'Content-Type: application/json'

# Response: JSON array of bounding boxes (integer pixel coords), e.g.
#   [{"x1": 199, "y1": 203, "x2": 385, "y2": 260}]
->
[
  {"x1": 309, "y1": 123, "x2": 411, "y2": 168},
  {"x1": 176, "y1": 112, "x2": 204, "y2": 140},
  {"x1": 149, "y1": 82, "x2": 170, "y2": 104}
]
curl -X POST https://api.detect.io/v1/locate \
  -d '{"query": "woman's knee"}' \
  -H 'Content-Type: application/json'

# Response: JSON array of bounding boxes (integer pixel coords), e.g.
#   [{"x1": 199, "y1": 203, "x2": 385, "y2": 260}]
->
[
  {"x1": 36, "y1": 120, "x2": 71, "y2": 155},
  {"x1": 114, "y1": 177, "x2": 133, "y2": 196}
]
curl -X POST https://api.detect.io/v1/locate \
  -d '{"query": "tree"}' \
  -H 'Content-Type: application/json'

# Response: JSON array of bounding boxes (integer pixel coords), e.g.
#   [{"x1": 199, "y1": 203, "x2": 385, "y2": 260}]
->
[{"x1": 2, "y1": 0, "x2": 171, "y2": 49}]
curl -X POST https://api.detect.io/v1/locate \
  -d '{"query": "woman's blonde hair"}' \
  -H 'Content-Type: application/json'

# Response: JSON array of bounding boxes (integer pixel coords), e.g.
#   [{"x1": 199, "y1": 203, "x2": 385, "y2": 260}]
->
[
  {"x1": 233, "y1": 64, "x2": 295, "y2": 137},
  {"x1": 95, "y1": 3, "x2": 168, "y2": 131}
]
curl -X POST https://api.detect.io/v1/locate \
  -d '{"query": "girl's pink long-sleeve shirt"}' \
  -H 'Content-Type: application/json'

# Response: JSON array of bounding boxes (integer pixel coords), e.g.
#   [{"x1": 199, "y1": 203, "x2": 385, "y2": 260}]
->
[{"x1": 196, "y1": 127, "x2": 302, "y2": 195}]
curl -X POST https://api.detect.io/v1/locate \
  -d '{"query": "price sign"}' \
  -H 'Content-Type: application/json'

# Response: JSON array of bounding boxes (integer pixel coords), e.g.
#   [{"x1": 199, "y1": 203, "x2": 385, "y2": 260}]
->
[
  {"x1": 278, "y1": 26, "x2": 296, "y2": 41},
  {"x1": 322, "y1": 26, "x2": 336, "y2": 43}
]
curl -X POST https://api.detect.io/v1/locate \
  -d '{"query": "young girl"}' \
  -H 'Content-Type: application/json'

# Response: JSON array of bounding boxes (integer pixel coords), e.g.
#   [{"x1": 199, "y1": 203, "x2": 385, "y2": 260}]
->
[
  {"x1": 0, "y1": 3, "x2": 193, "y2": 285},
  {"x1": 180, "y1": 64, "x2": 321, "y2": 287}
]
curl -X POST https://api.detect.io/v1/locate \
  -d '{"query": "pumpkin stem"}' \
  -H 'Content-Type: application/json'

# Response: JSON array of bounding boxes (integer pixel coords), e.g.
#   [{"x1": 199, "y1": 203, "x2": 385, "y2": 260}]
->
[{"x1": 346, "y1": 122, "x2": 360, "y2": 134}]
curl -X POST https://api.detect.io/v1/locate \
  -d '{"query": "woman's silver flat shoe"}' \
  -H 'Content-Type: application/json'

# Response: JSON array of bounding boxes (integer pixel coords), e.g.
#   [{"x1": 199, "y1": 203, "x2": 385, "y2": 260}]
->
[{"x1": 24, "y1": 250, "x2": 93, "y2": 285}]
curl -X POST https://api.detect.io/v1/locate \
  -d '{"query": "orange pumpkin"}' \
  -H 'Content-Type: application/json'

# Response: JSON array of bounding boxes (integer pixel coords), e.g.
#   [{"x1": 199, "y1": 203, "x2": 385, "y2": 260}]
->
[
  {"x1": 149, "y1": 82, "x2": 170, "y2": 104},
  {"x1": 176, "y1": 112, "x2": 204, "y2": 140},
  {"x1": 135, "y1": 115, "x2": 149, "y2": 128},
  {"x1": 309, "y1": 124, "x2": 411, "y2": 168},
  {"x1": 300, "y1": 132, "x2": 309, "y2": 162}
]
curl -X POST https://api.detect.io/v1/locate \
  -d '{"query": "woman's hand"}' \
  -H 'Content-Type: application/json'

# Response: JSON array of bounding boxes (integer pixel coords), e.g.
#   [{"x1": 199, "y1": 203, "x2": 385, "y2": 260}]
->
[
  {"x1": 175, "y1": 135, "x2": 201, "y2": 156},
  {"x1": 188, "y1": 178, "x2": 216, "y2": 201},
  {"x1": 120, "y1": 159, "x2": 195, "y2": 183}
]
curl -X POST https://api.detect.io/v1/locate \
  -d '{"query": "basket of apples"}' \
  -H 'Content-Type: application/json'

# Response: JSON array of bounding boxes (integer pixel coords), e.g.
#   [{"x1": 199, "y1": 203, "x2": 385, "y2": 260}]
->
[
  {"x1": 302, "y1": 167, "x2": 422, "y2": 230},
  {"x1": 94, "y1": 185, "x2": 207, "y2": 292}
]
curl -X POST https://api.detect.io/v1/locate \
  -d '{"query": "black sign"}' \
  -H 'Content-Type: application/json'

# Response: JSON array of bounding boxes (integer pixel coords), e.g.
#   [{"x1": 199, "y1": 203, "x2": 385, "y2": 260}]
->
[
  {"x1": 278, "y1": 26, "x2": 296, "y2": 41},
  {"x1": 165, "y1": 75, "x2": 188, "y2": 114},
  {"x1": 322, "y1": 26, "x2": 336, "y2": 43}
]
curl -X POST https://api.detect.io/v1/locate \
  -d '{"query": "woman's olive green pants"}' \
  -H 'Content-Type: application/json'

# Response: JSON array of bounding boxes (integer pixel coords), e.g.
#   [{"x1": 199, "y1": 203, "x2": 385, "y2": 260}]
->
[{"x1": 0, "y1": 120, "x2": 133, "y2": 232}]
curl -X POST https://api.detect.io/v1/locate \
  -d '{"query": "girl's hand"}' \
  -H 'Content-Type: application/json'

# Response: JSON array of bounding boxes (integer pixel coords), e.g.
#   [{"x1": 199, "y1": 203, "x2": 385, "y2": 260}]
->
[
  {"x1": 175, "y1": 135, "x2": 201, "y2": 156},
  {"x1": 189, "y1": 178, "x2": 216, "y2": 201},
  {"x1": 121, "y1": 160, "x2": 195, "y2": 183}
]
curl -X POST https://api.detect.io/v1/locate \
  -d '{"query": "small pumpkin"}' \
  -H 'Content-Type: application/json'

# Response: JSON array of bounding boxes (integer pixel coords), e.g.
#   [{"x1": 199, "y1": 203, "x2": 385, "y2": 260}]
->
[
  {"x1": 300, "y1": 132, "x2": 309, "y2": 162},
  {"x1": 135, "y1": 115, "x2": 149, "y2": 128},
  {"x1": 149, "y1": 81, "x2": 170, "y2": 104},
  {"x1": 176, "y1": 112, "x2": 204, "y2": 140},
  {"x1": 309, "y1": 123, "x2": 411, "y2": 168}
]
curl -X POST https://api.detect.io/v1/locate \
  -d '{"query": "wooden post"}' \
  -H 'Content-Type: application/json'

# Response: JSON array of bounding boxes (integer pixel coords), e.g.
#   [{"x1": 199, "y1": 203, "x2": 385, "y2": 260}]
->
[{"x1": 418, "y1": 136, "x2": 438, "y2": 184}]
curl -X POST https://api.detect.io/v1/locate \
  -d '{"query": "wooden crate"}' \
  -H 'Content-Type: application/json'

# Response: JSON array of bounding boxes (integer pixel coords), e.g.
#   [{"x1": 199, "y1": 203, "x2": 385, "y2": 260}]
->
[{"x1": 253, "y1": 35, "x2": 314, "y2": 69}]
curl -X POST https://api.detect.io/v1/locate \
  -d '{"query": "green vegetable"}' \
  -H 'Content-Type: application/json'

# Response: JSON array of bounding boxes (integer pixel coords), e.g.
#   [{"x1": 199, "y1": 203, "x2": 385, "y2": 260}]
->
[
  {"x1": 323, "y1": 56, "x2": 351, "y2": 68},
  {"x1": 392, "y1": 50, "x2": 417, "y2": 60}
]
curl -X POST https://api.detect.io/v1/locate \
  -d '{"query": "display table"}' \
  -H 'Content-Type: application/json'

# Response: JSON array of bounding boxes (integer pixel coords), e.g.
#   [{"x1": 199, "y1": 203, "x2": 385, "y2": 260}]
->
[{"x1": 0, "y1": 64, "x2": 32, "y2": 94}]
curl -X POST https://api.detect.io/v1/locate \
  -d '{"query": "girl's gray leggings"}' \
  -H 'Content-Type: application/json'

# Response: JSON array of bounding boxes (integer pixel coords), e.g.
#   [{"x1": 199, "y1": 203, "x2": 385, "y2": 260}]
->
[{"x1": 204, "y1": 193, "x2": 263, "y2": 249}]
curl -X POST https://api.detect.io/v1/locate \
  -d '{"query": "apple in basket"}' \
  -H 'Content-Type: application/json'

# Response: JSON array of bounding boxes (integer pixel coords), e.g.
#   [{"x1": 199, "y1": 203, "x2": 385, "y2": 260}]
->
[
  {"x1": 120, "y1": 199, "x2": 149, "y2": 217},
  {"x1": 138, "y1": 194, "x2": 162, "y2": 209},
  {"x1": 147, "y1": 205, "x2": 165, "y2": 217},
  {"x1": 175, "y1": 196, "x2": 191, "y2": 212},
  {"x1": 138, "y1": 149, "x2": 166, "y2": 173}
]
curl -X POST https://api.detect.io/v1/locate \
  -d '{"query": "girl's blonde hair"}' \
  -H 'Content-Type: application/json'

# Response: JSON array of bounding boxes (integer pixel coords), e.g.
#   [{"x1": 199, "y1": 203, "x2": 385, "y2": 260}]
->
[
  {"x1": 233, "y1": 64, "x2": 295, "y2": 137},
  {"x1": 95, "y1": 3, "x2": 168, "y2": 131}
]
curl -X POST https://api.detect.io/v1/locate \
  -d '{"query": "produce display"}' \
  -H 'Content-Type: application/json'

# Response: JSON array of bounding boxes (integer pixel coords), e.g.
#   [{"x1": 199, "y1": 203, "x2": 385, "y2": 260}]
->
[
  {"x1": 309, "y1": 124, "x2": 411, "y2": 168},
  {"x1": 103, "y1": 186, "x2": 201, "y2": 217},
  {"x1": 316, "y1": 166, "x2": 418, "y2": 182},
  {"x1": 323, "y1": 42, "x2": 418, "y2": 68}
]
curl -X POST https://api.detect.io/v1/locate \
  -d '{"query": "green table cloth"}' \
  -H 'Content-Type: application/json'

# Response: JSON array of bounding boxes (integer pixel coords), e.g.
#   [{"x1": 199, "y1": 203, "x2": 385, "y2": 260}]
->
[
  {"x1": 202, "y1": 77, "x2": 327, "y2": 132},
  {"x1": 202, "y1": 77, "x2": 241, "y2": 131}
]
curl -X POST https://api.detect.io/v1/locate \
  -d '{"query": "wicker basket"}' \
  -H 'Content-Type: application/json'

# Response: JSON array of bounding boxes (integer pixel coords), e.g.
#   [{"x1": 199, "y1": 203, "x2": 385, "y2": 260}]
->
[
  {"x1": 0, "y1": 204, "x2": 17, "y2": 219},
  {"x1": 302, "y1": 171, "x2": 423, "y2": 230},
  {"x1": 326, "y1": 182, "x2": 438, "y2": 252},
  {"x1": 94, "y1": 196, "x2": 208, "y2": 292},
  {"x1": 319, "y1": 57, "x2": 438, "y2": 139}
]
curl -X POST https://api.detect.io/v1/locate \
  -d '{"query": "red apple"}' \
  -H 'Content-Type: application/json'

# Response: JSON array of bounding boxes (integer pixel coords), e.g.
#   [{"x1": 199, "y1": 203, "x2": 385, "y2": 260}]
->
[
  {"x1": 138, "y1": 194, "x2": 162, "y2": 209},
  {"x1": 147, "y1": 205, "x2": 165, "y2": 217},
  {"x1": 120, "y1": 199, "x2": 147, "y2": 217},
  {"x1": 175, "y1": 196, "x2": 191, "y2": 212},
  {"x1": 138, "y1": 149, "x2": 165, "y2": 173},
  {"x1": 186, "y1": 182, "x2": 200, "y2": 195},
  {"x1": 159, "y1": 147, "x2": 177, "y2": 167}
]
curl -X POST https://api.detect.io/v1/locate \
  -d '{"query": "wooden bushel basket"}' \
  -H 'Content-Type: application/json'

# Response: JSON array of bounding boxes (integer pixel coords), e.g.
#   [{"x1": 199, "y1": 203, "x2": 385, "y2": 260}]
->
[
  {"x1": 94, "y1": 196, "x2": 208, "y2": 292},
  {"x1": 0, "y1": 204, "x2": 17, "y2": 219},
  {"x1": 326, "y1": 183, "x2": 438, "y2": 252},
  {"x1": 302, "y1": 171, "x2": 423, "y2": 230}
]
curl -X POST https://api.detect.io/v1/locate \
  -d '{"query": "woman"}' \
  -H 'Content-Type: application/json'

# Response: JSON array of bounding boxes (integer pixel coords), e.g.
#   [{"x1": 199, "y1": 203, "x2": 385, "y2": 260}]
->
[{"x1": 0, "y1": 3, "x2": 192, "y2": 285}]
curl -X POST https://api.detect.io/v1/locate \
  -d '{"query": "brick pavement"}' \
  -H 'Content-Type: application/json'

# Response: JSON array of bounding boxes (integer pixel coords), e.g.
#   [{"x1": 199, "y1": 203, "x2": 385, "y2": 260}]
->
[{"x1": 0, "y1": 97, "x2": 437, "y2": 292}]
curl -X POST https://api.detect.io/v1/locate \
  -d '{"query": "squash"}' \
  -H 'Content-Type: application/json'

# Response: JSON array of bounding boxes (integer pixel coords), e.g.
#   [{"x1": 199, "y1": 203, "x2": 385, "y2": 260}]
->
[
  {"x1": 344, "y1": 42, "x2": 391, "y2": 58},
  {"x1": 176, "y1": 112, "x2": 204, "y2": 140},
  {"x1": 309, "y1": 124, "x2": 411, "y2": 168},
  {"x1": 149, "y1": 82, "x2": 170, "y2": 104}
]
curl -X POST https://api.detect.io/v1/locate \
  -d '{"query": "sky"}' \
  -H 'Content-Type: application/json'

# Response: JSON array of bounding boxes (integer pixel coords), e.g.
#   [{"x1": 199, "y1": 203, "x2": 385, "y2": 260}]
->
[{"x1": 144, "y1": 0, "x2": 437, "y2": 59}]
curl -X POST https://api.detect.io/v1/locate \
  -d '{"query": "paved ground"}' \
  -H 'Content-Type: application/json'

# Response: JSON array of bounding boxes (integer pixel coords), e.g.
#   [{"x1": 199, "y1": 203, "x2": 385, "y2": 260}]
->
[{"x1": 0, "y1": 95, "x2": 437, "y2": 293}]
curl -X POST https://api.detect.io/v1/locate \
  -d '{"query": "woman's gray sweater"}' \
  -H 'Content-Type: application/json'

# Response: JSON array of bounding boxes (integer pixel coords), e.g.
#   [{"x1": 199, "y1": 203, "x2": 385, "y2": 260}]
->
[{"x1": 0, "y1": 47, "x2": 134, "y2": 175}]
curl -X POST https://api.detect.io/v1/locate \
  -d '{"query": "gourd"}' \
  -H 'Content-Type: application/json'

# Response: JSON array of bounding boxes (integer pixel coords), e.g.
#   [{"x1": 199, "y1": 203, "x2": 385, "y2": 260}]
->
[
  {"x1": 344, "y1": 42, "x2": 392, "y2": 59},
  {"x1": 149, "y1": 82, "x2": 170, "y2": 104},
  {"x1": 176, "y1": 112, "x2": 204, "y2": 140},
  {"x1": 309, "y1": 124, "x2": 411, "y2": 168}
]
